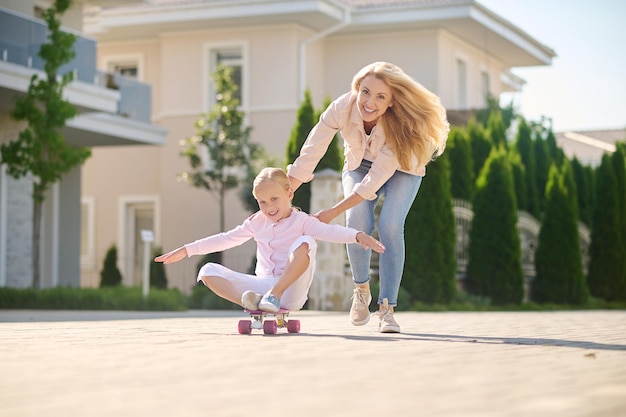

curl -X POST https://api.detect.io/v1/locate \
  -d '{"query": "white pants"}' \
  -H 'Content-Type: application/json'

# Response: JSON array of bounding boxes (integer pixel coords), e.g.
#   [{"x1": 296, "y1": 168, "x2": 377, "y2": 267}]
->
[{"x1": 196, "y1": 236, "x2": 317, "y2": 311}]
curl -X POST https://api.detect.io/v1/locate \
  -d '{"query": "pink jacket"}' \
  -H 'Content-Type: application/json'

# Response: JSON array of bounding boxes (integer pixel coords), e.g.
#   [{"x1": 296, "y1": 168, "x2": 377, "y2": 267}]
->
[
  {"x1": 287, "y1": 91, "x2": 426, "y2": 200},
  {"x1": 184, "y1": 208, "x2": 358, "y2": 277}
]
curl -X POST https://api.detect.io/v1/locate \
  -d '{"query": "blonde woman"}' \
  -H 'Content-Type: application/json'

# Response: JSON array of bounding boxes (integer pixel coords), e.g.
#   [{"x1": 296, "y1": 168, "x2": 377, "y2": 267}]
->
[
  {"x1": 288, "y1": 62, "x2": 449, "y2": 332},
  {"x1": 155, "y1": 167, "x2": 384, "y2": 313}
]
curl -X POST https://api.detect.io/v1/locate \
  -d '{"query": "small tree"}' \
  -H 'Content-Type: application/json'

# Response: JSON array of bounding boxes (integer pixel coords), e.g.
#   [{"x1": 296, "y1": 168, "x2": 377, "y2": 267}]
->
[
  {"x1": 285, "y1": 90, "x2": 316, "y2": 212},
  {"x1": 587, "y1": 153, "x2": 623, "y2": 301},
  {"x1": 150, "y1": 246, "x2": 168, "y2": 289},
  {"x1": 571, "y1": 157, "x2": 594, "y2": 226},
  {"x1": 100, "y1": 245, "x2": 123, "y2": 287},
  {"x1": 467, "y1": 118, "x2": 492, "y2": 180},
  {"x1": 466, "y1": 148, "x2": 524, "y2": 305},
  {"x1": 0, "y1": 0, "x2": 91, "y2": 288},
  {"x1": 486, "y1": 110, "x2": 508, "y2": 150},
  {"x1": 180, "y1": 65, "x2": 263, "y2": 234},
  {"x1": 514, "y1": 118, "x2": 540, "y2": 217},
  {"x1": 446, "y1": 126, "x2": 474, "y2": 200},
  {"x1": 285, "y1": 93, "x2": 343, "y2": 213},
  {"x1": 403, "y1": 153, "x2": 456, "y2": 304},
  {"x1": 533, "y1": 162, "x2": 587, "y2": 304}
]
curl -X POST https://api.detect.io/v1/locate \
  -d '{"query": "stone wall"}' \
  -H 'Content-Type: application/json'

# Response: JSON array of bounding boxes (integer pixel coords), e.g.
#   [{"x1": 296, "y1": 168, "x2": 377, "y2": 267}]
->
[{"x1": 0, "y1": 113, "x2": 33, "y2": 288}]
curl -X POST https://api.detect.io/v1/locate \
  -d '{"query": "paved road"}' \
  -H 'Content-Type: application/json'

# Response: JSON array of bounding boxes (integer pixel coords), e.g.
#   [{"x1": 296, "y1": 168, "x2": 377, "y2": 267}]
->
[{"x1": 1, "y1": 309, "x2": 625, "y2": 417}]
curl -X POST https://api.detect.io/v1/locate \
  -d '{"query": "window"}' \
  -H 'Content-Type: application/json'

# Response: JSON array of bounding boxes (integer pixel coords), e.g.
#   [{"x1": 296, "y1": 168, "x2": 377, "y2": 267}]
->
[
  {"x1": 209, "y1": 47, "x2": 243, "y2": 105},
  {"x1": 112, "y1": 63, "x2": 138, "y2": 78},
  {"x1": 456, "y1": 58, "x2": 467, "y2": 109}
]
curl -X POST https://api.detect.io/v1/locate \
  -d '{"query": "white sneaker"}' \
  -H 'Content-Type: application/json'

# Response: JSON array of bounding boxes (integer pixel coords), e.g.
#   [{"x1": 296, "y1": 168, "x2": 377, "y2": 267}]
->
[
  {"x1": 350, "y1": 287, "x2": 372, "y2": 326},
  {"x1": 258, "y1": 293, "x2": 281, "y2": 313},
  {"x1": 377, "y1": 298, "x2": 400, "y2": 333},
  {"x1": 241, "y1": 291, "x2": 261, "y2": 311}
]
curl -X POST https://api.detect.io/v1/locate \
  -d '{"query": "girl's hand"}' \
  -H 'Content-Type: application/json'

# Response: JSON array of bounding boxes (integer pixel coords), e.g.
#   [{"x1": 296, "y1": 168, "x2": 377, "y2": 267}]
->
[
  {"x1": 356, "y1": 232, "x2": 385, "y2": 254},
  {"x1": 154, "y1": 247, "x2": 187, "y2": 265}
]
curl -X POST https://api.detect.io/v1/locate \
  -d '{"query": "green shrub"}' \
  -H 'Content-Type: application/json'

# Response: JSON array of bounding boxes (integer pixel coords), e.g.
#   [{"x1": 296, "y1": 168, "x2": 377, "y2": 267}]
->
[
  {"x1": 188, "y1": 282, "x2": 239, "y2": 310},
  {"x1": 0, "y1": 287, "x2": 186, "y2": 311},
  {"x1": 150, "y1": 246, "x2": 168, "y2": 289},
  {"x1": 100, "y1": 245, "x2": 123, "y2": 287}
]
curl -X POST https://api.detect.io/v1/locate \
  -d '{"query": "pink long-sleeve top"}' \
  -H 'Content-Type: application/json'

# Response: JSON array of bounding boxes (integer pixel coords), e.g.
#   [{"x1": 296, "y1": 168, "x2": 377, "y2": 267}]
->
[
  {"x1": 287, "y1": 91, "x2": 426, "y2": 201},
  {"x1": 184, "y1": 208, "x2": 359, "y2": 277}
]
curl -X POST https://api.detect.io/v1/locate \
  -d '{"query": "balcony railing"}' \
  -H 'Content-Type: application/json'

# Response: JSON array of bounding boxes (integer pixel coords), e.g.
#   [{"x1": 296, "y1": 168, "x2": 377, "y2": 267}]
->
[{"x1": 0, "y1": 7, "x2": 151, "y2": 123}]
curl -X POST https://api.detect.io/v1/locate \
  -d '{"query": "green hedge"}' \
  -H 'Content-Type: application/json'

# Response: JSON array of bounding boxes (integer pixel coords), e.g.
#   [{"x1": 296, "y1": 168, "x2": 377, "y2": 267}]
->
[{"x1": 0, "y1": 286, "x2": 187, "y2": 311}]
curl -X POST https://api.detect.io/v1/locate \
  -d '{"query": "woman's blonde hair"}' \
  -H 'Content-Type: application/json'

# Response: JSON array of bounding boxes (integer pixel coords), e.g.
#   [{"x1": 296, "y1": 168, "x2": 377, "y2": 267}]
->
[
  {"x1": 351, "y1": 62, "x2": 449, "y2": 170},
  {"x1": 252, "y1": 167, "x2": 291, "y2": 197}
]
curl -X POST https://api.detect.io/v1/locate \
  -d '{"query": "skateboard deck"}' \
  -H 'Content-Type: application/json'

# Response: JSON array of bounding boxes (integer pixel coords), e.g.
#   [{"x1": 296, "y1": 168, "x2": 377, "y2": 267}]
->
[{"x1": 238, "y1": 308, "x2": 300, "y2": 334}]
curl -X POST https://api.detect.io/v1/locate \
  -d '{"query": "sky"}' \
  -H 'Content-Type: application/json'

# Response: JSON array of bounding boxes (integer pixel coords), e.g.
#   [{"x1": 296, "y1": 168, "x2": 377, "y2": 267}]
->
[{"x1": 477, "y1": 0, "x2": 626, "y2": 133}]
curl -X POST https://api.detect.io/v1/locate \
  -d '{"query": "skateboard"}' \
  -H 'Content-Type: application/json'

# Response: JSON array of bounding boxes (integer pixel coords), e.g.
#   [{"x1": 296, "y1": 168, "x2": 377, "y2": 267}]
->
[{"x1": 238, "y1": 308, "x2": 300, "y2": 335}]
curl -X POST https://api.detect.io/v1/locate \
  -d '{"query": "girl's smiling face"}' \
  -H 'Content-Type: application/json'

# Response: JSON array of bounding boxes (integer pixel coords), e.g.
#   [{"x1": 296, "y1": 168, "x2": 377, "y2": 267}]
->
[
  {"x1": 357, "y1": 75, "x2": 394, "y2": 124},
  {"x1": 253, "y1": 180, "x2": 294, "y2": 222}
]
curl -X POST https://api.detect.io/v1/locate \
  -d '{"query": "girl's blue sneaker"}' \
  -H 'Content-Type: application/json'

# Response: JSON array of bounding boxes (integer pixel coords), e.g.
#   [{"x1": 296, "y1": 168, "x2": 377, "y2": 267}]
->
[{"x1": 258, "y1": 293, "x2": 280, "y2": 313}]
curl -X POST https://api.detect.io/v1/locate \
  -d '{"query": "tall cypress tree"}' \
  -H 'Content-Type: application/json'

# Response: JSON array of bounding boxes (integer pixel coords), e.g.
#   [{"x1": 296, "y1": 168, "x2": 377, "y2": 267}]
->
[
  {"x1": 468, "y1": 118, "x2": 492, "y2": 180},
  {"x1": 610, "y1": 143, "x2": 626, "y2": 299},
  {"x1": 466, "y1": 148, "x2": 524, "y2": 305},
  {"x1": 447, "y1": 126, "x2": 474, "y2": 201},
  {"x1": 314, "y1": 96, "x2": 343, "y2": 173},
  {"x1": 571, "y1": 157, "x2": 594, "y2": 226},
  {"x1": 533, "y1": 133, "x2": 552, "y2": 215},
  {"x1": 587, "y1": 153, "x2": 623, "y2": 300},
  {"x1": 486, "y1": 111, "x2": 508, "y2": 150},
  {"x1": 508, "y1": 151, "x2": 526, "y2": 211},
  {"x1": 285, "y1": 90, "x2": 316, "y2": 212},
  {"x1": 403, "y1": 153, "x2": 456, "y2": 304},
  {"x1": 514, "y1": 118, "x2": 540, "y2": 217},
  {"x1": 533, "y1": 162, "x2": 587, "y2": 304}
]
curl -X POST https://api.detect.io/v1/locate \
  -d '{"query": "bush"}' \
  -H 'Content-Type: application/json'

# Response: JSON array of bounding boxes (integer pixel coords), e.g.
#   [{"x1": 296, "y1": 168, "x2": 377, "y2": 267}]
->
[
  {"x1": 0, "y1": 286, "x2": 187, "y2": 311},
  {"x1": 150, "y1": 246, "x2": 168, "y2": 289},
  {"x1": 100, "y1": 245, "x2": 123, "y2": 287},
  {"x1": 188, "y1": 282, "x2": 239, "y2": 310}
]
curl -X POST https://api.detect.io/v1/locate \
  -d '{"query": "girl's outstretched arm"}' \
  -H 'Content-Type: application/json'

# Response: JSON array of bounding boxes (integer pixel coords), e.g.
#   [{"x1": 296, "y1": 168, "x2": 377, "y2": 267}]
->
[{"x1": 154, "y1": 246, "x2": 188, "y2": 265}]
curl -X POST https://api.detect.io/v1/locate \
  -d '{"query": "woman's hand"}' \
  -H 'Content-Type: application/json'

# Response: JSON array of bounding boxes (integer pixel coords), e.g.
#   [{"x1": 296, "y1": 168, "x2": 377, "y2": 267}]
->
[
  {"x1": 313, "y1": 208, "x2": 340, "y2": 224},
  {"x1": 356, "y1": 232, "x2": 385, "y2": 254},
  {"x1": 154, "y1": 247, "x2": 188, "y2": 265}
]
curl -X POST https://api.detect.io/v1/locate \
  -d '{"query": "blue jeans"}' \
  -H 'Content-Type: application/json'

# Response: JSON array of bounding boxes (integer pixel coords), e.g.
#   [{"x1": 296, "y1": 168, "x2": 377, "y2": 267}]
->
[{"x1": 342, "y1": 160, "x2": 422, "y2": 307}]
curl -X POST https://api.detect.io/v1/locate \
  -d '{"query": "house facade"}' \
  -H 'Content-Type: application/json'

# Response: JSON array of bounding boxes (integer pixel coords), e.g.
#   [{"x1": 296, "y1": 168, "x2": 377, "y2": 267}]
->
[
  {"x1": 0, "y1": 0, "x2": 167, "y2": 288},
  {"x1": 79, "y1": 0, "x2": 555, "y2": 293}
]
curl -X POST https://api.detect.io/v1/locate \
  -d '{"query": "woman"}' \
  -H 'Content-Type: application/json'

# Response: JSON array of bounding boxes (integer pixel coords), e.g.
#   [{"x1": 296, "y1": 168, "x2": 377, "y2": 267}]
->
[{"x1": 288, "y1": 62, "x2": 448, "y2": 333}]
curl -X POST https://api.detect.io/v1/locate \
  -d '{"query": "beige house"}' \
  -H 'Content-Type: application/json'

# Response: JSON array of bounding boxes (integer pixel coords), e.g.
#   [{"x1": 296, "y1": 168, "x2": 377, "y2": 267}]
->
[
  {"x1": 0, "y1": 0, "x2": 167, "y2": 288},
  {"x1": 78, "y1": 0, "x2": 556, "y2": 293}
]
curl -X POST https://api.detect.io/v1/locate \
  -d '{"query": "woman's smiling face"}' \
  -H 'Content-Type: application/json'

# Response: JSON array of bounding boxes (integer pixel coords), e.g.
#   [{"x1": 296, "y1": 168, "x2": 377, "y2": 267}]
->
[
  {"x1": 357, "y1": 74, "x2": 394, "y2": 124},
  {"x1": 254, "y1": 180, "x2": 293, "y2": 222}
]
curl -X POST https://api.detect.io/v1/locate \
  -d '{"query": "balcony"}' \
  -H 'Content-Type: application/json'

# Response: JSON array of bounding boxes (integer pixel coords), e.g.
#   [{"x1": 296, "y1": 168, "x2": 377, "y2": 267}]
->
[{"x1": 0, "y1": 7, "x2": 165, "y2": 146}]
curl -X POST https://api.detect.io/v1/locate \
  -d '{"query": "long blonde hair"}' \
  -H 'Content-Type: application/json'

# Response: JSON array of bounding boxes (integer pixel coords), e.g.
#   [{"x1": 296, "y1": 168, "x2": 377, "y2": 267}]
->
[
  {"x1": 252, "y1": 167, "x2": 291, "y2": 198},
  {"x1": 351, "y1": 62, "x2": 449, "y2": 170}
]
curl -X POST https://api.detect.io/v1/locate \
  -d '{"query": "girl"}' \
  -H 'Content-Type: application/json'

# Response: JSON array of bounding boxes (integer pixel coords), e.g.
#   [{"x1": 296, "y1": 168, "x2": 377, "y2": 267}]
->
[
  {"x1": 155, "y1": 167, "x2": 384, "y2": 313},
  {"x1": 288, "y1": 62, "x2": 449, "y2": 332}
]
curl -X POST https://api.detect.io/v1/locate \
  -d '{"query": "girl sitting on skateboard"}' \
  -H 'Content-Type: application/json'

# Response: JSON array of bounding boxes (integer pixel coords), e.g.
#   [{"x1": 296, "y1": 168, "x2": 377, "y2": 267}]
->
[{"x1": 154, "y1": 167, "x2": 384, "y2": 313}]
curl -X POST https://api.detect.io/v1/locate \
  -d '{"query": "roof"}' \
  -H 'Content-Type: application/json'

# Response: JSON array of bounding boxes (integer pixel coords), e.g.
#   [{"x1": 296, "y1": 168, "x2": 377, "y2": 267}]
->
[
  {"x1": 84, "y1": 0, "x2": 555, "y2": 68},
  {"x1": 555, "y1": 129, "x2": 625, "y2": 166}
]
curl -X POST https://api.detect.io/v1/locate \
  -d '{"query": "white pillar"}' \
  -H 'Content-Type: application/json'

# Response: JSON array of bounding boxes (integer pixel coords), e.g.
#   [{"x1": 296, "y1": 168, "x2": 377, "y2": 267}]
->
[{"x1": 308, "y1": 169, "x2": 353, "y2": 311}]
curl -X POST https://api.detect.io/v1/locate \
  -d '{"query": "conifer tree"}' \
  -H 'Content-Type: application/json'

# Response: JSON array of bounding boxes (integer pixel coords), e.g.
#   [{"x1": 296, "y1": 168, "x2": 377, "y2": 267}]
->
[
  {"x1": 587, "y1": 153, "x2": 623, "y2": 300},
  {"x1": 514, "y1": 118, "x2": 540, "y2": 217},
  {"x1": 508, "y1": 151, "x2": 526, "y2": 211},
  {"x1": 466, "y1": 148, "x2": 524, "y2": 305},
  {"x1": 610, "y1": 143, "x2": 626, "y2": 298},
  {"x1": 533, "y1": 162, "x2": 587, "y2": 304},
  {"x1": 150, "y1": 247, "x2": 168, "y2": 289},
  {"x1": 468, "y1": 118, "x2": 491, "y2": 180},
  {"x1": 285, "y1": 90, "x2": 316, "y2": 212},
  {"x1": 403, "y1": 153, "x2": 456, "y2": 304},
  {"x1": 571, "y1": 157, "x2": 594, "y2": 226},
  {"x1": 100, "y1": 245, "x2": 123, "y2": 287},
  {"x1": 285, "y1": 94, "x2": 342, "y2": 213},
  {"x1": 446, "y1": 126, "x2": 474, "y2": 201},
  {"x1": 533, "y1": 133, "x2": 552, "y2": 215},
  {"x1": 486, "y1": 111, "x2": 508, "y2": 149}
]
